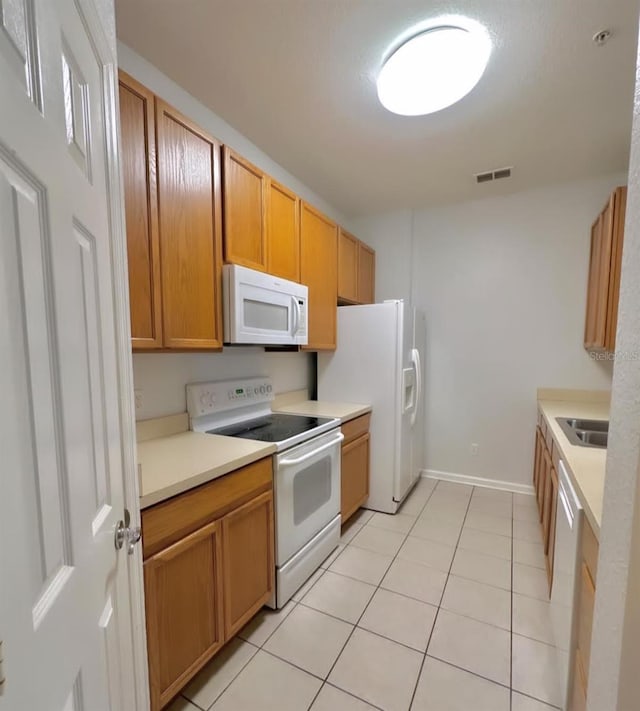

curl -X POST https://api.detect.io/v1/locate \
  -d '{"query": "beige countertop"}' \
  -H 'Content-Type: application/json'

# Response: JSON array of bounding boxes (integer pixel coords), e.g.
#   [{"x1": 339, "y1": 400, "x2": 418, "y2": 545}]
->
[
  {"x1": 136, "y1": 414, "x2": 276, "y2": 509},
  {"x1": 537, "y1": 390, "x2": 610, "y2": 538},
  {"x1": 273, "y1": 400, "x2": 372, "y2": 423}
]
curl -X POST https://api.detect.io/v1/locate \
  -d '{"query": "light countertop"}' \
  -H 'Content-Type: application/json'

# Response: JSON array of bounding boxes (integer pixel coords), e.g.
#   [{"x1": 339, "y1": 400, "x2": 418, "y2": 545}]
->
[
  {"x1": 136, "y1": 415, "x2": 276, "y2": 509},
  {"x1": 537, "y1": 390, "x2": 610, "y2": 538},
  {"x1": 273, "y1": 400, "x2": 372, "y2": 423}
]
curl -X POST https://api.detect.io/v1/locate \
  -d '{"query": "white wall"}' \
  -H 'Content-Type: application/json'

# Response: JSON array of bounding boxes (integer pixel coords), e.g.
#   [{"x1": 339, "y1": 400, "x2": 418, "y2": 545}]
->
[
  {"x1": 117, "y1": 44, "x2": 346, "y2": 421},
  {"x1": 353, "y1": 174, "x2": 625, "y2": 487},
  {"x1": 132, "y1": 350, "x2": 312, "y2": 420}
]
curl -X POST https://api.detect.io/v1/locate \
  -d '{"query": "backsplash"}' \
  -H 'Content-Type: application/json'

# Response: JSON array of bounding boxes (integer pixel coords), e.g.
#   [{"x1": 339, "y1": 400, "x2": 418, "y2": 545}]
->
[{"x1": 132, "y1": 349, "x2": 313, "y2": 420}]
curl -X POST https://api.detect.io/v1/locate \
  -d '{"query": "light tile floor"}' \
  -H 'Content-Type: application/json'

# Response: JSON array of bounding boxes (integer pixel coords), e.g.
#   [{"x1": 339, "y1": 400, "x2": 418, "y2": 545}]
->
[{"x1": 169, "y1": 479, "x2": 563, "y2": 711}]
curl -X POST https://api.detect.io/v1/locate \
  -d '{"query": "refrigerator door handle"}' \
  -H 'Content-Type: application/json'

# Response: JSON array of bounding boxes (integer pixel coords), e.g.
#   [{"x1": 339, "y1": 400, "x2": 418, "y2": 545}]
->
[{"x1": 410, "y1": 348, "x2": 422, "y2": 427}]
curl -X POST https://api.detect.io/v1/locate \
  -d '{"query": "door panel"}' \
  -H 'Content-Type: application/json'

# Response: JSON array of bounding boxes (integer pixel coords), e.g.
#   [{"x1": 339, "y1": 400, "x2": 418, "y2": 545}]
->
[
  {"x1": 223, "y1": 147, "x2": 267, "y2": 271},
  {"x1": 267, "y1": 178, "x2": 300, "y2": 282},
  {"x1": 357, "y1": 242, "x2": 375, "y2": 304},
  {"x1": 144, "y1": 521, "x2": 224, "y2": 711},
  {"x1": 156, "y1": 99, "x2": 223, "y2": 349},
  {"x1": 300, "y1": 202, "x2": 338, "y2": 350},
  {"x1": 222, "y1": 492, "x2": 275, "y2": 638},
  {"x1": 338, "y1": 228, "x2": 358, "y2": 303},
  {"x1": 341, "y1": 434, "x2": 370, "y2": 521},
  {"x1": 118, "y1": 71, "x2": 162, "y2": 349},
  {"x1": 0, "y1": 1, "x2": 138, "y2": 709}
]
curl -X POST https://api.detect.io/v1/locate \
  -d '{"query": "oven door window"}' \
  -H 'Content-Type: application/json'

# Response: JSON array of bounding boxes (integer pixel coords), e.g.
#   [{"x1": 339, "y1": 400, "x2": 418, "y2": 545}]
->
[{"x1": 292, "y1": 457, "x2": 332, "y2": 525}]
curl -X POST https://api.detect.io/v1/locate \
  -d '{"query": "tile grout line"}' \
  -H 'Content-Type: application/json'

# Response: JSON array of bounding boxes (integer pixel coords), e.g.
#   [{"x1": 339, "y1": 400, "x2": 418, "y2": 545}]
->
[
  {"x1": 181, "y1": 638, "x2": 262, "y2": 711},
  {"x1": 406, "y1": 481, "x2": 475, "y2": 710},
  {"x1": 304, "y1": 479, "x2": 441, "y2": 710}
]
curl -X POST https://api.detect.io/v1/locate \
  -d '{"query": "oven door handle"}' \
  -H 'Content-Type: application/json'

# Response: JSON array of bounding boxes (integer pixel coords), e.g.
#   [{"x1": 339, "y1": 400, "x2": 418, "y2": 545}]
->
[{"x1": 279, "y1": 432, "x2": 344, "y2": 467}]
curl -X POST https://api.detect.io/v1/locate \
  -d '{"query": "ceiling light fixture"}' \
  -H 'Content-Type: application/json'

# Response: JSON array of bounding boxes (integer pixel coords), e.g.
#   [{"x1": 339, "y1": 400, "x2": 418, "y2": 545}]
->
[{"x1": 377, "y1": 20, "x2": 492, "y2": 116}]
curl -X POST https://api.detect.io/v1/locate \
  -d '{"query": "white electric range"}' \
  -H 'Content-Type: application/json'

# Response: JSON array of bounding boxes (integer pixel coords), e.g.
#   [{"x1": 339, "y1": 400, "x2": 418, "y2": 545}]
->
[{"x1": 186, "y1": 377, "x2": 343, "y2": 608}]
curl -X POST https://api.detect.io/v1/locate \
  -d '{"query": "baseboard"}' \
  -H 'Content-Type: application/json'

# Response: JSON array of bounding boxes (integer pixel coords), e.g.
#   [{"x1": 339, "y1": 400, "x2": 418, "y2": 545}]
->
[{"x1": 421, "y1": 469, "x2": 535, "y2": 496}]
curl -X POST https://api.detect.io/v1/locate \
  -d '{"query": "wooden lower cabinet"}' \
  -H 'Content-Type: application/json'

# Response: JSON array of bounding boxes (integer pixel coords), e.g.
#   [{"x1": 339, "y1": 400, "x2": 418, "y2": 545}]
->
[
  {"x1": 341, "y1": 414, "x2": 371, "y2": 522},
  {"x1": 141, "y1": 458, "x2": 274, "y2": 711},
  {"x1": 144, "y1": 521, "x2": 225, "y2": 711},
  {"x1": 570, "y1": 521, "x2": 599, "y2": 710},
  {"x1": 532, "y1": 420, "x2": 558, "y2": 589},
  {"x1": 221, "y1": 491, "x2": 275, "y2": 638}
]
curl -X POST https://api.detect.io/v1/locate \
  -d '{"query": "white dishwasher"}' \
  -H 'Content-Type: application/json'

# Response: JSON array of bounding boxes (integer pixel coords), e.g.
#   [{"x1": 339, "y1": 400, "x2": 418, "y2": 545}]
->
[{"x1": 550, "y1": 459, "x2": 584, "y2": 710}]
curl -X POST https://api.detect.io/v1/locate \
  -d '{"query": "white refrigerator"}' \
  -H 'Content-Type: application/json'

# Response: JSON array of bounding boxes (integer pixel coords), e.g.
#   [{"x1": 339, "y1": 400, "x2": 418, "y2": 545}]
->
[{"x1": 318, "y1": 300, "x2": 426, "y2": 514}]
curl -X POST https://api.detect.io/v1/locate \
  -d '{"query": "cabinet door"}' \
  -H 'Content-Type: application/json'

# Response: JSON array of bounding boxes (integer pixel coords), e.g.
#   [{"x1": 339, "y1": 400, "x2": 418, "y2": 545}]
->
[
  {"x1": 604, "y1": 187, "x2": 627, "y2": 351},
  {"x1": 358, "y1": 242, "x2": 376, "y2": 304},
  {"x1": 546, "y1": 465, "x2": 558, "y2": 592},
  {"x1": 156, "y1": 100, "x2": 223, "y2": 349},
  {"x1": 223, "y1": 148, "x2": 268, "y2": 271},
  {"x1": 536, "y1": 438, "x2": 549, "y2": 520},
  {"x1": 118, "y1": 72, "x2": 162, "y2": 349},
  {"x1": 533, "y1": 426, "x2": 543, "y2": 494},
  {"x1": 542, "y1": 450, "x2": 553, "y2": 553},
  {"x1": 267, "y1": 179, "x2": 300, "y2": 282},
  {"x1": 341, "y1": 433, "x2": 370, "y2": 522},
  {"x1": 300, "y1": 202, "x2": 338, "y2": 350},
  {"x1": 221, "y1": 491, "x2": 275, "y2": 638},
  {"x1": 144, "y1": 521, "x2": 224, "y2": 711},
  {"x1": 584, "y1": 214, "x2": 603, "y2": 349},
  {"x1": 338, "y1": 229, "x2": 359, "y2": 303}
]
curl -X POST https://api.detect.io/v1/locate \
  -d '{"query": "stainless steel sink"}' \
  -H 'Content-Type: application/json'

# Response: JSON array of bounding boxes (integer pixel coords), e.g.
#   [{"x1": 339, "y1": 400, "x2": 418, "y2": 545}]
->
[
  {"x1": 556, "y1": 417, "x2": 609, "y2": 449},
  {"x1": 563, "y1": 418, "x2": 609, "y2": 433}
]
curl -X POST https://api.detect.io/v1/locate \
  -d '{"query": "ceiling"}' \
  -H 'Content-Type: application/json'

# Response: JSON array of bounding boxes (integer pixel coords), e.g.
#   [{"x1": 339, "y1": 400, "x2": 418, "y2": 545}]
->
[{"x1": 115, "y1": 0, "x2": 638, "y2": 218}]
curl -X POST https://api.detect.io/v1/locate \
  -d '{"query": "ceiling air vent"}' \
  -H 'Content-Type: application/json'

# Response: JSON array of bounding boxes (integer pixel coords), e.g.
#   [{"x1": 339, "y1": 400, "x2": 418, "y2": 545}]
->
[{"x1": 475, "y1": 166, "x2": 513, "y2": 184}]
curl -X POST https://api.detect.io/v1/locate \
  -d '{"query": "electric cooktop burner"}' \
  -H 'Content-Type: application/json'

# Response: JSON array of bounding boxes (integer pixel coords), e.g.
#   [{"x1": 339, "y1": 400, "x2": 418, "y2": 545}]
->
[{"x1": 209, "y1": 413, "x2": 334, "y2": 444}]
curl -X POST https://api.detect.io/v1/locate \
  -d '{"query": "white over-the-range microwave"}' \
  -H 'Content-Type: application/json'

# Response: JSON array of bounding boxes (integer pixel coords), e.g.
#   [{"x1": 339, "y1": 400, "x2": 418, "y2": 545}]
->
[{"x1": 223, "y1": 264, "x2": 309, "y2": 345}]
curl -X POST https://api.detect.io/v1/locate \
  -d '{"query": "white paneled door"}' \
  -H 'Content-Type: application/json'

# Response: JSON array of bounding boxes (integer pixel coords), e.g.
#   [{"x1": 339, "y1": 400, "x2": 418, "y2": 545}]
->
[{"x1": 0, "y1": 1, "x2": 143, "y2": 710}]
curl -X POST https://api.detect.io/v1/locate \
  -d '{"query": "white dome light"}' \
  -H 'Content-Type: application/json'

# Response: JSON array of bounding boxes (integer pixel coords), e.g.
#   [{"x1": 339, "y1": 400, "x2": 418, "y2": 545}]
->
[{"x1": 377, "y1": 23, "x2": 492, "y2": 116}]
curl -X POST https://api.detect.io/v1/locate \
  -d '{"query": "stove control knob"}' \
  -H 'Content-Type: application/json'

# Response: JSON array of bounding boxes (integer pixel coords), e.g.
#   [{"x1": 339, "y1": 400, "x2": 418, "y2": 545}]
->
[
  {"x1": 260, "y1": 386, "x2": 266, "y2": 394},
  {"x1": 267, "y1": 385, "x2": 273, "y2": 393}
]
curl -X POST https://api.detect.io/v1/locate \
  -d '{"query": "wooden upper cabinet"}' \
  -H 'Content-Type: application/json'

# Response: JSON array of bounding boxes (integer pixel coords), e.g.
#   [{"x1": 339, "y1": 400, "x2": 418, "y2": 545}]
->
[
  {"x1": 118, "y1": 71, "x2": 162, "y2": 349},
  {"x1": 267, "y1": 179, "x2": 300, "y2": 282},
  {"x1": 223, "y1": 148, "x2": 268, "y2": 271},
  {"x1": 155, "y1": 99, "x2": 223, "y2": 350},
  {"x1": 358, "y1": 241, "x2": 376, "y2": 304},
  {"x1": 144, "y1": 521, "x2": 224, "y2": 711},
  {"x1": 584, "y1": 187, "x2": 626, "y2": 352},
  {"x1": 338, "y1": 228, "x2": 359, "y2": 303},
  {"x1": 300, "y1": 202, "x2": 338, "y2": 350}
]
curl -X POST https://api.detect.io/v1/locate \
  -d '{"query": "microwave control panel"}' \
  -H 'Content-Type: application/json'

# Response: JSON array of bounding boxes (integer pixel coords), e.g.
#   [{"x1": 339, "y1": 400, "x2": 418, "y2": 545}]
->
[{"x1": 187, "y1": 377, "x2": 274, "y2": 418}]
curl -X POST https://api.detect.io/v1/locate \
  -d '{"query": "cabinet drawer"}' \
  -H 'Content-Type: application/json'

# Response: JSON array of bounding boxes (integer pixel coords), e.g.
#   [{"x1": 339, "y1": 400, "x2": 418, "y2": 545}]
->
[
  {"x1": 577, "y1": 562, "x2": 596, "y2": 684},
  {"x1": 582, "y1": 519, "x2": 599, "y2": 582},
  {"x1": 142, "y1": 457, "x2": 273, "y2": 558},
  {"x1": 342, "y1": 413, "x2": 371, "y2": 444}
]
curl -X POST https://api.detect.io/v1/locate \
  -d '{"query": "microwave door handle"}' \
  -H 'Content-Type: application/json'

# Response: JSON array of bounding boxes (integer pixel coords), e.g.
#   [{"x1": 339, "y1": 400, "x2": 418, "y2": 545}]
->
[
  {"x1": 292, "y1": 296, "x2": 301, "y2": 335},
  {"x1": 279, "y1": 432, "x2": 344, "y2": 466}
]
